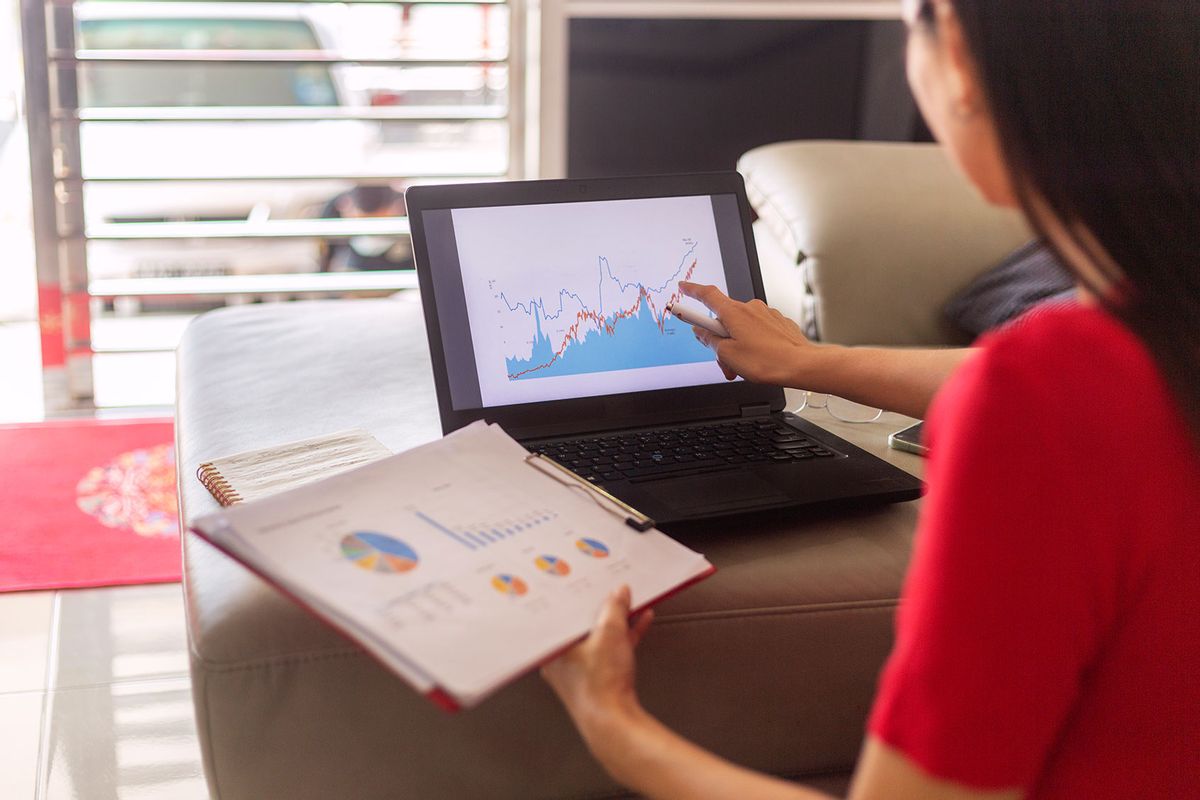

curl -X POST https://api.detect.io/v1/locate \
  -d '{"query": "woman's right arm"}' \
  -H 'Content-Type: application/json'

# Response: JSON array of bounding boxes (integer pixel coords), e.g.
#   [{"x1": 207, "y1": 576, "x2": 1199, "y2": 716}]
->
[
  {"x1": 679, "y1": 282, "x2": 976, "y2": 420},
  {"x1": 805, "y1": 345, "x2": 977, "y2": 420}
]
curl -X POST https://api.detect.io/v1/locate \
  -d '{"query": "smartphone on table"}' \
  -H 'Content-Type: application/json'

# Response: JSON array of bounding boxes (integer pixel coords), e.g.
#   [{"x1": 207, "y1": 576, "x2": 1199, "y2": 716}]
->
[{"x1": 888, "y1": 421, "x2": 928, "y2": 457}]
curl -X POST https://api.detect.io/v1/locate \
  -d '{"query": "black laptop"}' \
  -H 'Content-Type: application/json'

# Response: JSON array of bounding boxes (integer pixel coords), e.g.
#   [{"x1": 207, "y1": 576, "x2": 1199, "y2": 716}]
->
[{"x1": 406, "y1": 173, "x2": 922, "y2": 525}]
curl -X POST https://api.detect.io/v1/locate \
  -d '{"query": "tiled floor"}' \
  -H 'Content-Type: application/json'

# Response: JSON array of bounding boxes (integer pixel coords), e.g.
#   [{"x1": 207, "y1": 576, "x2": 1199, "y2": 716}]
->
[
  {"x1": 1, "y1": 311, "x2": 212, "y2": 798},
  {"x1": 0, "y1": 584, "x2": 208, "y2": 799}
]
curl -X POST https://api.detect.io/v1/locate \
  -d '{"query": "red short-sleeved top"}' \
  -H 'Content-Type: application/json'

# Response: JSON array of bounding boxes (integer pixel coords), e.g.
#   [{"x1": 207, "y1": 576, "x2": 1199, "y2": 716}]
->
[{"x1": 868, "y1": 303, "x2": 1200, "y2": 796}]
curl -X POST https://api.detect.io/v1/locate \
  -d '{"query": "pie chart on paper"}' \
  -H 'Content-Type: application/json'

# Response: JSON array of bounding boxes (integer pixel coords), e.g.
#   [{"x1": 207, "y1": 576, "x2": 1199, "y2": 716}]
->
[
  {"x1": 575, "y1": 538, "x2": 610, "y2": 558},
  {"x1": 340, "y1": 532, "x2": 420, "y2": 574},
  {"x1": 535, "y1": 555, "x2": 571, "y2": 576},
  {"x1": 491, "y1": 574, "x2": 529, "y2": 596}
]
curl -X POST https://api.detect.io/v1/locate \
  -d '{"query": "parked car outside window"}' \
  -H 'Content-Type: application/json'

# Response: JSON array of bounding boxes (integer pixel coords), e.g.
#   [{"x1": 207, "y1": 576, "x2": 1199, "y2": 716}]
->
[{"x1": 78, "y1": 3, "x2": 372, "y2": 285}]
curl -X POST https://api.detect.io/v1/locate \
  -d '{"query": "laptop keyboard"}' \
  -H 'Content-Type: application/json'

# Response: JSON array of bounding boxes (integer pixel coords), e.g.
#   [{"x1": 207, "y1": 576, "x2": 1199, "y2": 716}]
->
[{"x1": 526, "y1": 418, "x2": 836, "y2": 484}]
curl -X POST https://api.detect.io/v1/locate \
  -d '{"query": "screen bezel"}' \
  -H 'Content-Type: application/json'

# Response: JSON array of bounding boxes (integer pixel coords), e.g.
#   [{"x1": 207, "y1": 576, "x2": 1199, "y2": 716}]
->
[{"x1": 406, "y1": 173, "x2": 785, "y2": 439}]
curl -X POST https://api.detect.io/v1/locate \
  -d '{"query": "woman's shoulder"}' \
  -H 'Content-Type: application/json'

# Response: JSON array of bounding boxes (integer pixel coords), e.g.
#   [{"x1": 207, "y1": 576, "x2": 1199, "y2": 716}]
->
[
  {"x1": 964, "y1": 301, "x2": 1160, "y2": 406},
  {"x1": 987, "y1": 301, "x2": 1146, "y2": 369},
  {"x1": 932, "y1": 300, "x2": 1195, "y2": 480}
]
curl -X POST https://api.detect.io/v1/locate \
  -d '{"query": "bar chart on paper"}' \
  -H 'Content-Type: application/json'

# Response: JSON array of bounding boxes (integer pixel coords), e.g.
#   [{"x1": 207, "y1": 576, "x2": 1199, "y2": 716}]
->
[
  {"x1": 413, "y1": 508, "x2": 560, "y2": 551},
  {"x1": 452, "y1": 195, "x2": 733, "y2": 407}
]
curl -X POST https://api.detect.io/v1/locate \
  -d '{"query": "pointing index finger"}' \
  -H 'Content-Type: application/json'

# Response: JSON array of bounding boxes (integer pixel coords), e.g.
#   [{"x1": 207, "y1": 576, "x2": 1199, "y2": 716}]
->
[{"x1": 679, "y1": 282, "x2": 734, "y2": 316}]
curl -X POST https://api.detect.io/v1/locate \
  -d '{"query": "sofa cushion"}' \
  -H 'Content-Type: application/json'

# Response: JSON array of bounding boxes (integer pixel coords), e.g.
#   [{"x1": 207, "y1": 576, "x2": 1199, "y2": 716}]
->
[{"x1": 943, "y1": 240, "x2": 1076, "y2": 337}]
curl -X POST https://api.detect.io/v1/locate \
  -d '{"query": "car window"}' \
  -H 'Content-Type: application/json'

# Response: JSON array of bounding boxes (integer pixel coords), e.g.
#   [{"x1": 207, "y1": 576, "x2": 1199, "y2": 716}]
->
[{"x1": 78, "y1": 18, "x2": 339, "y2": 107}]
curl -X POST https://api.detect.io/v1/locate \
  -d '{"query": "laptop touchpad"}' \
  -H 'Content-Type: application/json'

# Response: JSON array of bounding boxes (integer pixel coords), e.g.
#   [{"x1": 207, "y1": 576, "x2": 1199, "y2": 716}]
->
[{"x1": 650, "y1": 471, "x2": 790, "y2": 514}]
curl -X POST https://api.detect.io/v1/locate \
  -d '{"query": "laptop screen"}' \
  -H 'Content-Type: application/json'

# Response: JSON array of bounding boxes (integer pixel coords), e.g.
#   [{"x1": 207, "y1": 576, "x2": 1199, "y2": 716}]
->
[{"x1": 419, "y1": 192, "x2": 757, "y2": 411}]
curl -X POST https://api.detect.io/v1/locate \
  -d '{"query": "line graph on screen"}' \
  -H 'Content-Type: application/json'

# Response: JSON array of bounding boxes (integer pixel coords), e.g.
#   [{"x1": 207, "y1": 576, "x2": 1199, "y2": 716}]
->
[
  {"x1": 451, "y1": 194, "x2": 733, "y2": 407},
  {"x1": 497, "y1": 240, "x2": 716, "y2": 381}
]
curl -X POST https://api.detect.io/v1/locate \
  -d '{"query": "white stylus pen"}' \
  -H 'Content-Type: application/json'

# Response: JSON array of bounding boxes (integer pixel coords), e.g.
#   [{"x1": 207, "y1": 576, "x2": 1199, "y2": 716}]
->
[{"x1": 667, "y1": 301, "x2": 730, "y2": 338}]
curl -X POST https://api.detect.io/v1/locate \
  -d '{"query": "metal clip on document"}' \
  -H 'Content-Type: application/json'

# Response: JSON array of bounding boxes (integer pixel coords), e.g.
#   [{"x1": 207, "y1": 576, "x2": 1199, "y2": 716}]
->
[{"x1": 524, "y1": 453, "x2": 656, "y2": 531}]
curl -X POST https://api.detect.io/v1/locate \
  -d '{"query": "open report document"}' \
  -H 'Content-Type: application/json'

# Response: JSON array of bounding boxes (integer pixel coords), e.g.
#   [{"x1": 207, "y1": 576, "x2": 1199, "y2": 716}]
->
[{"x1": 190, "y1": 422, "x2": 714, "y2": 710}]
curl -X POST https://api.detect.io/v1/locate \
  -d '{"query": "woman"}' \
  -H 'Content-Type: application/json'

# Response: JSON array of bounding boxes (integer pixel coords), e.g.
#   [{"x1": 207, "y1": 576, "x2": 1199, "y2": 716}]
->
[{"x1": 542, "y1": 2, "x2": 1200, "y2": 798}]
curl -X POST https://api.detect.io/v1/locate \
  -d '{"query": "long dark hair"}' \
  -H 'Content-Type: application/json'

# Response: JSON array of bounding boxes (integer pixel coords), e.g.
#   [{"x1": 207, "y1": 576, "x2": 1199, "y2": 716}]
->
[{"x1": 924, "y1": 1, "x2": 1200, "y2": 446}]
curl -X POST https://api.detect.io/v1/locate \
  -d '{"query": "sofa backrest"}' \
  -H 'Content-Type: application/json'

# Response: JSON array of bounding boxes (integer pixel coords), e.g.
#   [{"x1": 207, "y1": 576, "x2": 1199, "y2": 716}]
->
[{"x1": 739, "y1": 140, "x2": 1030, "y2": 346}]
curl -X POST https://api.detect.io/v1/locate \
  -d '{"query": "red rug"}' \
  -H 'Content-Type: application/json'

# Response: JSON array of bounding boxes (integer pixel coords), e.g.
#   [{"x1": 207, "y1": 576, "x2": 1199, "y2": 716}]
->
[{"x1": 0, "y1": 418, "x2": 180, "y2": 593}]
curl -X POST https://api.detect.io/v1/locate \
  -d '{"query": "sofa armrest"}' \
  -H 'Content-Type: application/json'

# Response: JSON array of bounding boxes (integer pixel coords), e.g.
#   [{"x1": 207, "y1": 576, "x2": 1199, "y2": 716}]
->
[{"x1": 739, "y1": 141, "x2": 1030, "y2": 346}]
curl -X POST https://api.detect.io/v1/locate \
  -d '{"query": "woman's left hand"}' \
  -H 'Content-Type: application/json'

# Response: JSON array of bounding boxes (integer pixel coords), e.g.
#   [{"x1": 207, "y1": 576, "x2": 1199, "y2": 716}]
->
[{"x1": 542, "y1": 585, "x2": 654, "y2": 740}]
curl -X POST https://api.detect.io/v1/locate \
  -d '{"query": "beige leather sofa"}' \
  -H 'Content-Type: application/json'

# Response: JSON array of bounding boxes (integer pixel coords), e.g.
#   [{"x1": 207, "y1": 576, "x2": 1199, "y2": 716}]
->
[
  {"x1": 177, "y1": 142, "x2": 1028, "y2": 799},
  {"x1": 743, "y1": 141, "x2": 1028, "y2": 345}
]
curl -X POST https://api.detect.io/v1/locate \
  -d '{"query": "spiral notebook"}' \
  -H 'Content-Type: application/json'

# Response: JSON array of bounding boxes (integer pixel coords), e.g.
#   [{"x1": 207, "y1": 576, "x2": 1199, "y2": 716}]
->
[
  {"x1": 196, "y1": 429, "x2": 393, "y2": 506},
  {"x1": 191, "y1": 422, "x2": 714, "y2": 710}
]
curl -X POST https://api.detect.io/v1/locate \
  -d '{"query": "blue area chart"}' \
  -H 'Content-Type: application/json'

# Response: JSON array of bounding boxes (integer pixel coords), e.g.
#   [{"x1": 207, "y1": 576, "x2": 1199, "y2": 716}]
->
[
  {"x1": 507, "y1": 302, "x2": 710, "y2": 380},
  {"x1": 501, "y1": 244, "x2": 716, "y2": 381}
]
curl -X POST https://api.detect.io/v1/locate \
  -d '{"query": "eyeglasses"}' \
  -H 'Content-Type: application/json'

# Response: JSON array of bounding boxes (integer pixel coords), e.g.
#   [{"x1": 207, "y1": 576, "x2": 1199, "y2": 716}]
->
[{"x1": 794, "y1": 392, "x2": 884, "y2": 424}]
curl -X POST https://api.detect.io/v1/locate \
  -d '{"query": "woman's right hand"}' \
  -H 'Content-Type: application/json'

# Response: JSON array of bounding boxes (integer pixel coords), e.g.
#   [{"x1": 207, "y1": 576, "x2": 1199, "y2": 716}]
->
[{"x1": 679, "y1": 282, "x2": 823, "y2": 387}]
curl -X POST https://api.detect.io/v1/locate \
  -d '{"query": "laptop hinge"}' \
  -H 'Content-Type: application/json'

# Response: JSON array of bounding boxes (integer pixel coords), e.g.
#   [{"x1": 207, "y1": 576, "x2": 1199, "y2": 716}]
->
[{"x1": 740, "y1": 403, "x2": 773, "y2": 418}]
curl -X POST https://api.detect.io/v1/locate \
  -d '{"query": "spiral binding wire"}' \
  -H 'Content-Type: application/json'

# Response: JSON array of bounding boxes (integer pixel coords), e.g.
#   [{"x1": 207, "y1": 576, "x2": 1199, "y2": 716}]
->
[{"x1": 196, "y1": 463, "x2": 244, "y2": 507}]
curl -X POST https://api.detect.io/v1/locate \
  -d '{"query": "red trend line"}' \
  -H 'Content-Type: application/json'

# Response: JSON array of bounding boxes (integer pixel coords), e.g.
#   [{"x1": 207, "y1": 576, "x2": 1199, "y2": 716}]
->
[{"x1": 507, "y1": 259, "x2": 700, "y2": 380}]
